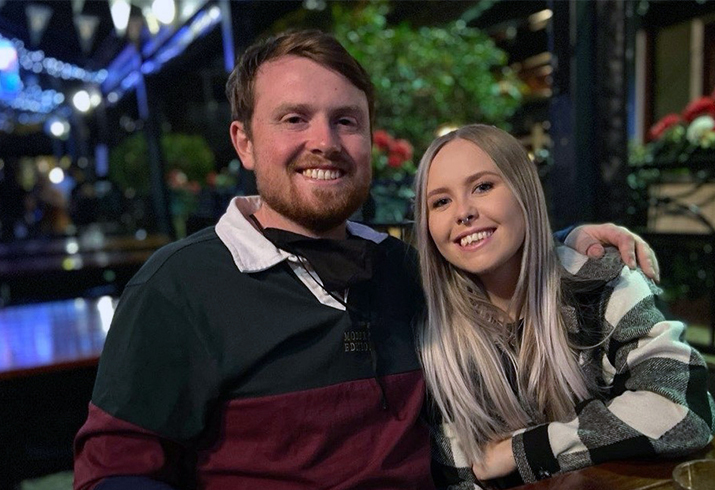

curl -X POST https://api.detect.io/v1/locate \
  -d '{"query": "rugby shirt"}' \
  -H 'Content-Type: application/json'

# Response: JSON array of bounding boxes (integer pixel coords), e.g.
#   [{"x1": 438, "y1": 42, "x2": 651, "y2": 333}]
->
[{"x1": 74, "y1": 197, "x2": 431, "y2": 490}]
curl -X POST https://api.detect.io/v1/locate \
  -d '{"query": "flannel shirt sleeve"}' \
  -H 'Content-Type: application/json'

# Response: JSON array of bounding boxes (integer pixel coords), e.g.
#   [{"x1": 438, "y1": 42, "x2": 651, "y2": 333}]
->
[
  {"x1": 511, "y1": 264, "x2": 715, "y2": 483},
  {"x1": 430, "y1": 421, "x2": 485, "y2": 490}
]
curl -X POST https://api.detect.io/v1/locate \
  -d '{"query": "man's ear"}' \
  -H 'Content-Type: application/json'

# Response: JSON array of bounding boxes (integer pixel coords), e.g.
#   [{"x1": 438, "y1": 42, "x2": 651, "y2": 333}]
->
[{"x1": 229, "y1": 121, "x2": 255, "y2": 170}]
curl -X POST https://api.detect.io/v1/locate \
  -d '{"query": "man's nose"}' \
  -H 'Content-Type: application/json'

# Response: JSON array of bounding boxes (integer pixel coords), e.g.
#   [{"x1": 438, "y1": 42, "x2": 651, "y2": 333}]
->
[{"x1": 308, "y1": 120, "x2": 341, "y2": 155}]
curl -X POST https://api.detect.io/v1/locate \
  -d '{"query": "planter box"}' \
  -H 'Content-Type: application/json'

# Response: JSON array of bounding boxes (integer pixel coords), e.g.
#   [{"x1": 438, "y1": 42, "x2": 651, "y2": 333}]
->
[{"x1": 648, "y1": 182, "x2": 715, "y2": 233}]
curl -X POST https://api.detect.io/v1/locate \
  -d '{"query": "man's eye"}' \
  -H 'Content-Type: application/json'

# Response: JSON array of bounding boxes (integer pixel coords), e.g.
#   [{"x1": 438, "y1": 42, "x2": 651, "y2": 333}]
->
[
  {"x1": 283, "y1": 115, "x2": 303, "y2": 124},
  {"x1": 338, "y1": 117, "x2": 358, "y2": 127}
]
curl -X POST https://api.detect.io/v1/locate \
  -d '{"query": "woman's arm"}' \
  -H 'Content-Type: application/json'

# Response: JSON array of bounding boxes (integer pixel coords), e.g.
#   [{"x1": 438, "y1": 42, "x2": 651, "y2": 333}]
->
[
  {"x1": 510, "y1": 265, "x2": 714, "y2": 483},
  {"x1": 430, "y1": 421, "x2": 488, "y2": 489}
]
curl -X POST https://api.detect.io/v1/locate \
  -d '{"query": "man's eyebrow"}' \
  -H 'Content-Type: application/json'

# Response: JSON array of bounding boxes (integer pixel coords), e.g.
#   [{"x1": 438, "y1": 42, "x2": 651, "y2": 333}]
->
[
  {"x1": 333, "y1": 104, "x2": 366, "y2": 115},
  {"x1": 271, "y1": 103, "x2": 310, "y2": 116},
  {"x1": 270, "y1": 103, "x2": 367, "y2": 117}
]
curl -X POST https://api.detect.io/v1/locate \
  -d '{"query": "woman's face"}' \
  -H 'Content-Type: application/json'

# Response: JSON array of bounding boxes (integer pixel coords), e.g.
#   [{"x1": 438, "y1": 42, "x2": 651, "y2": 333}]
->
[{"x1": 425, "y1": 138, "x2": 526, "y2": 285}]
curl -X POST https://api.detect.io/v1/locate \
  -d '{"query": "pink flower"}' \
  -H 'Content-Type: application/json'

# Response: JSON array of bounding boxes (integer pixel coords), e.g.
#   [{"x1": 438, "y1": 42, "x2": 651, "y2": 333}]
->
[
  {"x1": 648, "y1": 114, "x2": 681, "y2": 141},
  {"x1": 682, "y1": 96, "x2": 715, "y2": 123}
]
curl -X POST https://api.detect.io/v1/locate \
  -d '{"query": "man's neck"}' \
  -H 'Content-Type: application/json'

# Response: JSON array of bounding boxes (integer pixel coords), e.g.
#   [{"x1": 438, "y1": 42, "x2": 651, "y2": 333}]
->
[{"x1": 253, "y1": 205, "x2": 348, "y2": 240}]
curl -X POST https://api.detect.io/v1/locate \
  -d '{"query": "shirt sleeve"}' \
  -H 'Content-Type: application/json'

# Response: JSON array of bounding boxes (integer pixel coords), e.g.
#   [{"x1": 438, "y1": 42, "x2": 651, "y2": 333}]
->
[
  {"x1": 430, "y1": 421, "x2": 486, "y2": 490},
  {"x1": 511, "y1": 265, "x2": 715, "y2": 482},
  {"x1": 74, "y1": 278, "x2": 221, "y2": 490}
]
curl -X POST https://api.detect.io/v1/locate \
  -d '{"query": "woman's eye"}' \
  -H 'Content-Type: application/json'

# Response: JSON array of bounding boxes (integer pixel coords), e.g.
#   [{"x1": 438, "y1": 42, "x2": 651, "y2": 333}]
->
[
  {"x1": 473, "y1": 182, "x2": 494, "y2": 193},
  {"x1": 431, "y1": 198, "x2": 449, "y2": 209}
]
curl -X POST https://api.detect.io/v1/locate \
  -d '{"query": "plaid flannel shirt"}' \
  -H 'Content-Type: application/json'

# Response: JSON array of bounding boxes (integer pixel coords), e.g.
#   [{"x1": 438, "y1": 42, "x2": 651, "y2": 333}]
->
[{"x1": 431, "y1": 247, "x2": 715, "y2": 489}]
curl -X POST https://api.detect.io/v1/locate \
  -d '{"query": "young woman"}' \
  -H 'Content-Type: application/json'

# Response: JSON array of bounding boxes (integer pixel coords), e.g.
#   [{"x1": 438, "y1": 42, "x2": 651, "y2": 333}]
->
[{"x1": 414, "y1": 124, "x2": 715, "y2": 488}]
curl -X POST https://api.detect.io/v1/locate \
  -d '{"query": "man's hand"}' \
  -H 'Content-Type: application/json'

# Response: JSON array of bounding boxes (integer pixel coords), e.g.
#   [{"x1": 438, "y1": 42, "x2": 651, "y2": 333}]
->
[
  {"x1": 565, "y1": 223, "x2": 660, "y2": 282},
  {"x1": 471, "y1": 438, "x2": 516, "y2": 481}
]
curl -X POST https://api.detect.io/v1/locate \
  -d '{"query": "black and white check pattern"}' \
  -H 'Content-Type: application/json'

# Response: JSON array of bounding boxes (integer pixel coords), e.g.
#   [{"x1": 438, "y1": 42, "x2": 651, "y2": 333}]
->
[{"x1": 431, "y1": 247, "x2": 715, "y2": 489}]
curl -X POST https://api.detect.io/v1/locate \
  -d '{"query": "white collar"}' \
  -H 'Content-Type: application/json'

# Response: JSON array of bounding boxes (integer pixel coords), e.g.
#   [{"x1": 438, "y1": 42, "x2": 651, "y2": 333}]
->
[{"x1": 215, "y1": 196, "x2": 388, "y2": 273}]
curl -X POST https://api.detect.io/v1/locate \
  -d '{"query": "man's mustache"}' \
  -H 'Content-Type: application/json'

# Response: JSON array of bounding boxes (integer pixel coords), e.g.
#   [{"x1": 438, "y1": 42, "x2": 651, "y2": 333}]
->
[{"x1": 289, "y1": 153, "x2": 354, "y2": 172}]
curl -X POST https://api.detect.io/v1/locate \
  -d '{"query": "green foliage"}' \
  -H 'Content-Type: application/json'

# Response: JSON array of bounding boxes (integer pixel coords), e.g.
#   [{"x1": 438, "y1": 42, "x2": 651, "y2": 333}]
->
[
  {"x1": 109, "y1": 132, "x2": 215, "y2": 195},
  {"x1": 110, "y1": 133, "x2": 150, "y2": 195},
  {"x1": 331, "y1": 1, "x2": 523, "y2": 154}
]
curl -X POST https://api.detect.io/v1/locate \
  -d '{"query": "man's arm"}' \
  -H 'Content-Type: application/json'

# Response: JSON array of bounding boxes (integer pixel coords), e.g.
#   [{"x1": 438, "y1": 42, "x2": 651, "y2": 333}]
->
[
  {"x1": 74, "y1": 404, "x2": 183, "y2": 490},
  {"x1": 74, "y1": 278, "x2": 219, "y2": 490},
  {"x1": 562, "y1": 223, "x2": 660, "y2": 282}
]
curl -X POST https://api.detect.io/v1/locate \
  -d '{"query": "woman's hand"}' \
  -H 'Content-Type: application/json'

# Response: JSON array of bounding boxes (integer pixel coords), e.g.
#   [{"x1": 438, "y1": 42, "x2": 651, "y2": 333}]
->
[{"x1": 471, "y1": 438, "x2": 517, "y2": 481}]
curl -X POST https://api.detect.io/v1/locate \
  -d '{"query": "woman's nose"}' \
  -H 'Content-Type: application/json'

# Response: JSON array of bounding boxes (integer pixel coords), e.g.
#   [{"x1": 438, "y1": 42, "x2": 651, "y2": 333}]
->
[{"x1": 456, "y1": 204, "x2": 478, "y2": 225}]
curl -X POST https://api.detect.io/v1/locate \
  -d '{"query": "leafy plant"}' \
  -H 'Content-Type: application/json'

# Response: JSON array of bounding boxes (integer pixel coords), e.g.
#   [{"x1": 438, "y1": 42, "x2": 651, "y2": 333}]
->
[
  {"x1": 109, "y1": 132, "x2": 215, "y2": 195},
  {"x1": 331, "y1": 0, "x2": 523, "y2": 154}
]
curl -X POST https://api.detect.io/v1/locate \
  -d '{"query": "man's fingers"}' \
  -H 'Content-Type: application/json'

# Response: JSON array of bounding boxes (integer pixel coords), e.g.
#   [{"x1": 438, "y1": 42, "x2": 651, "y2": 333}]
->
[
  {"x1": 635, "y1": 237, "x2": 660, "y2": 283},
  {"x1": 651, "y1": 250, "x2": 661, "y2": 283},
  {"x1": 613, "y1": 226, "x2": 637, "y2": 269},
  {"x1": 586, "y1": 243, "x2": 605, "y2": 258}
]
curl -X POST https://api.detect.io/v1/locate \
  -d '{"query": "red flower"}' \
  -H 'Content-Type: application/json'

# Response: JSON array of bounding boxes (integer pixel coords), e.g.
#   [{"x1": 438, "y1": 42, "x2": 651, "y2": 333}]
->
[
  {"x1": 682, "y1": 96, "x2": 715, "y2": 123},
  {"x1": 648, "y1": 113, "x2": 681, "y2": 141},
  {"x1": 167, "y1": 169, "x2": 188, "y2": 189},
  {"x1": 387, "y1": 153, "x2": 405, "y2": 168},
  {"x1": 391, "y1": 138, "x2": 413, "y2": 161},
  {"x1": 373, "y1": 130, "x2": 393, "y2": 151},
  {"x1": 206, "y1": 171, "x2": 217, "y2": 187}
]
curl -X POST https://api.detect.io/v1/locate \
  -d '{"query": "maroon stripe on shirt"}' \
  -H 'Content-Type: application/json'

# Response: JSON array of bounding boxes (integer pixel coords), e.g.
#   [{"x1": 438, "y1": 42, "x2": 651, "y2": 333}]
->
[
  {"x1": 74, "y1": 404, "x2": 187, "y2": 490},
  {"x1": 75, "y1": 370, "x2": 432, "y2": 490}
]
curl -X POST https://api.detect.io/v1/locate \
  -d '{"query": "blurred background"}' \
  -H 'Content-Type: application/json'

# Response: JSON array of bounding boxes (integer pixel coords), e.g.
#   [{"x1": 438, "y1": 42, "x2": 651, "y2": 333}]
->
[{"x1": 1, "y1": 0, "x2": 715, "y2": 488}]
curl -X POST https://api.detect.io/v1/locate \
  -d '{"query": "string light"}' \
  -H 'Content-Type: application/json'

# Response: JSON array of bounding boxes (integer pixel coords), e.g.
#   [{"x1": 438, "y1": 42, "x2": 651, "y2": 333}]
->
[
  {"x1": 1, "y1": 34, "x2": 107, "y2": 83},
  {"x1": 0, "y1": 83, "x2": 64, "y2": 113}
]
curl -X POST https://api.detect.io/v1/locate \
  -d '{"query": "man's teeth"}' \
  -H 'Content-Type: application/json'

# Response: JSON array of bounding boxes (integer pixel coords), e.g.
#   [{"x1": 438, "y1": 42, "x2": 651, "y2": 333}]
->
[
  {"x1": 460, "y1": 230, "x2": 493, "y2": 247},
  {"x1": 302, "y1": 169, "x2": 341, "y2": 180}
]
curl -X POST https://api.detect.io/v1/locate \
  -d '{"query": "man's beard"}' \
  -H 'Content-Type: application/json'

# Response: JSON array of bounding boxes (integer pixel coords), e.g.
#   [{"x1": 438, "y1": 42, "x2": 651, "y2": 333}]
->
[{"x1": 256, "y1": 155, "x2": 371, "y2": 234}]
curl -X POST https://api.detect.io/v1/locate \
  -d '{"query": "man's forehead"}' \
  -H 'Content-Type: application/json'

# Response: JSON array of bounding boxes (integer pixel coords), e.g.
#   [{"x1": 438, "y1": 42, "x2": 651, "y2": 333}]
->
[
  {"x1": 256, "y1": 55, "x2": 361, "y2": 92},
  {"x1": 253, "y1": 55, "x2": 368, "y2": 108}
]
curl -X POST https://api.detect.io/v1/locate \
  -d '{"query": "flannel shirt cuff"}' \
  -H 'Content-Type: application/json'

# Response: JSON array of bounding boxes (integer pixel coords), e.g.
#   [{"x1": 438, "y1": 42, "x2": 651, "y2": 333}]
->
[{"x1": 512, "y1": 425, "x2": 560, "y2": 483}]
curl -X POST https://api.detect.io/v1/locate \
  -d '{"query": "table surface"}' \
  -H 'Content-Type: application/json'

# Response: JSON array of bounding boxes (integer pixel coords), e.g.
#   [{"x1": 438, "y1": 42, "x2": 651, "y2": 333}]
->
[
  {"x1": 0, "y1": 296, "x2": 114, "y2": 379},
  {"x1": 512, "y1": 443, "x2": 715, "y2": 490},
  {"x1": 0, "y1": 234, "x2": 170, "y2": 276}
]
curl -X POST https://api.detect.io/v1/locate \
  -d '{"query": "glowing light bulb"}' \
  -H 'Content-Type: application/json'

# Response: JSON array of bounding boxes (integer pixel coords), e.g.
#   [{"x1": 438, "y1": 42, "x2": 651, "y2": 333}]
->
[
  {"x1": 152, "y1": 0, "x2": 176, "y2": 25},
  {"x1": 49, "y1": 167, "x2": 65, "y2": 184},
  {"x1": 110, "y1": 0, "x2": 131, "y2": 35},
  {"x1": 73, "y1": 90, "x2": 91, "y2": 112}
]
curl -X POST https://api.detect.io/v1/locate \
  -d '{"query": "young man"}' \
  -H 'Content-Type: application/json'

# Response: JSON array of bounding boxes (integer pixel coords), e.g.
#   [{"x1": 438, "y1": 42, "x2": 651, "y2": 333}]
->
[{"x1": 74, "y1": 30, "x2": 658, "y2": 490}]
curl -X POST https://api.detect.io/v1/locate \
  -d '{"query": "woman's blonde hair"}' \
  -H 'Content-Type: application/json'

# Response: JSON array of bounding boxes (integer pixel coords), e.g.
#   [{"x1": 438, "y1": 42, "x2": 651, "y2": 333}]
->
[{"x1": 414, "y1": 124, "x2": 590, "y2": 461}]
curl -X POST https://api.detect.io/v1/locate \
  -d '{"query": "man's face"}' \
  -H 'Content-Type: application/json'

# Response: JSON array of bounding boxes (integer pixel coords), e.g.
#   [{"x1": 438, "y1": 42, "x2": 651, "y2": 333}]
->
[{"x1": 230, "y1": 55, "x2": 372, "y2": 237}]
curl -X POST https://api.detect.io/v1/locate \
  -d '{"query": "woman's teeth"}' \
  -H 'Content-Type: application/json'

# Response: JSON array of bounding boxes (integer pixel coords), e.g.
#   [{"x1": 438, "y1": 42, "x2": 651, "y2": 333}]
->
[
  {"x1": 460, "y1": 230, "x2": 493, "y2": 247},
  {"x1": 302, "y1": 169, "x2": 341, "y2": 180}
]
